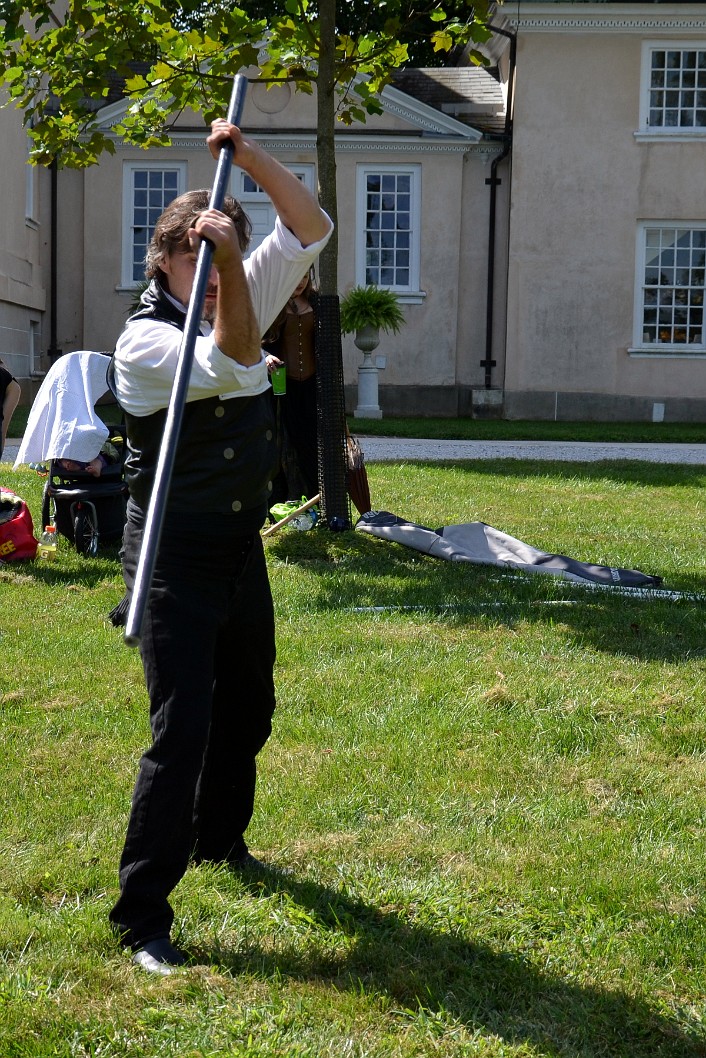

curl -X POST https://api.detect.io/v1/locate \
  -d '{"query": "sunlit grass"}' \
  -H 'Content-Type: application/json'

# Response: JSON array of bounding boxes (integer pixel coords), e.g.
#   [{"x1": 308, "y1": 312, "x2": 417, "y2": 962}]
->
[{"x1": 1, "y1": 458, "x2": 704, "y2": 1056}]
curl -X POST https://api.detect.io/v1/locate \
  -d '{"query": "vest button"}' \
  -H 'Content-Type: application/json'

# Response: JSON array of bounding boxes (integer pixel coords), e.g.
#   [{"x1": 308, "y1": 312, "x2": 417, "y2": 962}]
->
[
  {"x1": 223, "y1": 447, "x2": 235, "y2": 460},
  {"x1": 267, "y1": 480, "x2": 273, "y2": 492},
  {"x1": 266, "y1": 430, "x2": 273, "y2": 441},
  {"x1": 215, "y1": 405, "x2": 225, "y2": 417},
  {"x1": 231, "y1": 500, "x2": 242, "y2": 512}
]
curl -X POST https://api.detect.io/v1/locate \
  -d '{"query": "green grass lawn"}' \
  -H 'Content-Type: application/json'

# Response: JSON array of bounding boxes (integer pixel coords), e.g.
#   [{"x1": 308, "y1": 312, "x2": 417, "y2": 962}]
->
[
  {"x1": 348, "y1": 416, "x2": 706, "y2": 443},
  {"x1": 7, "y1": 402, "x2": 706, "y2": 444},
  {"x1": 1, "y1": 457, "x2": 705, "y2": 1057}
]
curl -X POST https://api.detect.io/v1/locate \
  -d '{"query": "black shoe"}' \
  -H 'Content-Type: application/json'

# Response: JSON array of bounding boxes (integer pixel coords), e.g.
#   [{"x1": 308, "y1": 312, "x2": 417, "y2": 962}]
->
[
  {"x1": 132, "y1": 938, "x2": 187, "y2": 975},
  {"x1": 228, "y1": 851, "x2": 268, "y2": 872},
  {"x1": 229, "y1": 852, "x2": 294, "y2": 877}
]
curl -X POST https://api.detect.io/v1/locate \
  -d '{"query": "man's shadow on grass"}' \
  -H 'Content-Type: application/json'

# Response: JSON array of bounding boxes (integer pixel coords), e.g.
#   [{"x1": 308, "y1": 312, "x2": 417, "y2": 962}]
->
[{"x1": 198, "y1": 870, "x2": 705, "y2": 1058}]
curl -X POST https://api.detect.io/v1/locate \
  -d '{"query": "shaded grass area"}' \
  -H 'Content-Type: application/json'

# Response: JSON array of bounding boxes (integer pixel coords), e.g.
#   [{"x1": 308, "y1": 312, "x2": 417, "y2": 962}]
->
[
  {"x1": 349, "y1": 416, "x2": 706, "y2": 443},
  {"x1": 1, "y1": 458, "x2": 705, "y2": 1056},
  {"x1": 7, "y1": 403, "x2": 706, "y2": 443}
]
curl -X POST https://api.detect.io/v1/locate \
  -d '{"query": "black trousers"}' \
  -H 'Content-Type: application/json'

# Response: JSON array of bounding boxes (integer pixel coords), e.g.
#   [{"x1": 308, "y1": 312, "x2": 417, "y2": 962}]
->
[
  {"x1": 271, "y1": 375, "x2": 318, "y2": 505},
  {"x1": 109, "y1": 504, "x2": 276, "y2": 949},
  {"x1": 282, "y1": 375, "x2": 318, "y2": 499}
]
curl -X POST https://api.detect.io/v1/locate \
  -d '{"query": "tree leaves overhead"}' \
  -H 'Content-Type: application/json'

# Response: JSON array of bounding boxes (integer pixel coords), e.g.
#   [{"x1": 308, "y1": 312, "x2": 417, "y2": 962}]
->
[{"x1": 0, "y1": 0, "x2": 490, "y2": 167}]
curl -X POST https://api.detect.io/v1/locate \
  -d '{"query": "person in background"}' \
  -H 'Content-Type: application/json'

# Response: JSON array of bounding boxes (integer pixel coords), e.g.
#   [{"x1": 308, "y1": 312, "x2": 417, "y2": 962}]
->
[
  {"x1": 109, "y1": 117, "x2": 332, "y2": 975},
  {"x1": 55, "y1": 438, "x2": 120, "y2": 477},
  {"x1": 263, "y1": 271, "x2": 319, "y2": 504},
  {"x1": 0, "y1": 359, "x2": 21, "y2": 461}
]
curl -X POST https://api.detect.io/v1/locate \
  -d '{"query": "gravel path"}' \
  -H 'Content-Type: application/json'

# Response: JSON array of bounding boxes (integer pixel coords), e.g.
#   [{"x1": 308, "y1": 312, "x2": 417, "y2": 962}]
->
[
  {"x1": 4, "y1": 436, "x2": 705, "y2": 466},
  {"x1": 357, "y1": 437, "x2": 706, "y2": 465}
]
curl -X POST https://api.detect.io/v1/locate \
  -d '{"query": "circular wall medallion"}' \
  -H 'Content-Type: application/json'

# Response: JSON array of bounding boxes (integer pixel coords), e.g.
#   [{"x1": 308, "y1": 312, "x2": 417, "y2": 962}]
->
[{"x1": 251, "y1": 81, "x2": 292, "y2": 115}]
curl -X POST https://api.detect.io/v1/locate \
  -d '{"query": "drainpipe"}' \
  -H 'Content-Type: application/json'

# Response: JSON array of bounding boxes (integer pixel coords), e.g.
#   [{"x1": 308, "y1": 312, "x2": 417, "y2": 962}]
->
[
  {"x1": 47, "y1": 158, "x2": 62, "y2": 365},
  {"x1": 481, "y1": 24, "x2": 516, "y2": 390}
]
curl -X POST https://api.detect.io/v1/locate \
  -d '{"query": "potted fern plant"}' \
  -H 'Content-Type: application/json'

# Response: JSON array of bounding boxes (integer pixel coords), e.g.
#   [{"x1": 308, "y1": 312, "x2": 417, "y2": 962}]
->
[
  {"x1": 340, "y1": 285, "x2": 405, "y2": 419},
  {"x1": 339, "y1": 284, "x2": 404, "y2": 351}
]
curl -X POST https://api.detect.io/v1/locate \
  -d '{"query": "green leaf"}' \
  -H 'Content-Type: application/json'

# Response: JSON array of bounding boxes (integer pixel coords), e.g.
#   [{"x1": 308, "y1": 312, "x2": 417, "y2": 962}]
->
[
  {"x1": 431, "y1": 30, "x2": 453, "y2": 53},
  {"x1": 1, "y1": 65, "x2": 24, "y2": 82},
  {"x1": 124, "y1": 74, "x2": 149, "y2": 93}
]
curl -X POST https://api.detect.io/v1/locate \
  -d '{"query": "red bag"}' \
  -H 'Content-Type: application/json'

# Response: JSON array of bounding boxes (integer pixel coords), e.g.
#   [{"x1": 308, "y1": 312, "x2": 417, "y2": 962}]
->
[{"x1": 0, "y1": 488, "x2": 38, "y2": 561}]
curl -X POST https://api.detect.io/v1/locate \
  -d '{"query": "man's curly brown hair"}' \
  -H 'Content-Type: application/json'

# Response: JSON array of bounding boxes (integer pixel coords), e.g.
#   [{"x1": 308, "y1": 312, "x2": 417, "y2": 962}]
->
[{"x1": 144, "y1": 189, "x2": 252, "y2": 282}]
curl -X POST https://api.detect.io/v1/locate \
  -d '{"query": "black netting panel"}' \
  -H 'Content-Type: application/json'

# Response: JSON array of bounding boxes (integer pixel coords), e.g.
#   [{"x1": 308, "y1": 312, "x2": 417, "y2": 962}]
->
[{"x1": 315, "y1": 294, "x2": 351, "y2": 529}]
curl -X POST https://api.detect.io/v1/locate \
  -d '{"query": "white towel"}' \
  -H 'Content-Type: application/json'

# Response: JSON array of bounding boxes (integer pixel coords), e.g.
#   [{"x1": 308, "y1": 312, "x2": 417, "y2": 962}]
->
[{"x1": 14, "y1": 351, "x2": 111, "y2": 468}]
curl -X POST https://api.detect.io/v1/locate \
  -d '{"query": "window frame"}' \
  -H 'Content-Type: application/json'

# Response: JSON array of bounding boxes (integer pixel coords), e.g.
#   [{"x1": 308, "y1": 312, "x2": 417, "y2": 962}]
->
[
  {"x1": 120, "y1": 161, "x2": 187, "y2": 288},
  {"x1": 632, "y1": 221, "x2": 706, "y2": 355},
  {"x1": 233, "y1": 164, "x2": 315, "y2": 258},
  {"x1": 638, "y1": 40, "x2": 706, "y2": 138},
  {"x1": 355, "y1": 163, "x2": 422, "y2": 299}
]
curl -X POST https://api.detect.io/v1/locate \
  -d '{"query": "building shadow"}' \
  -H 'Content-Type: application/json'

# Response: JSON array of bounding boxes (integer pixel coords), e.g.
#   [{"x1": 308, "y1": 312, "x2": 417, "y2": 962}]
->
[
  {"x1": 267, "y1": 526, "x2": 706, "y2": 664},
  {"x1": 391, "y1": 457, "x2": 706, "y2": 491}
]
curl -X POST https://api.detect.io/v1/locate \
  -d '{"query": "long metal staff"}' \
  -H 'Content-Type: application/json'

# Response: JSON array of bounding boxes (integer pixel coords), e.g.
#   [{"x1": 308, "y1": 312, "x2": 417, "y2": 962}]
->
[{"x1": 124, "y1": 74, "x2": 248, "y2": 647}]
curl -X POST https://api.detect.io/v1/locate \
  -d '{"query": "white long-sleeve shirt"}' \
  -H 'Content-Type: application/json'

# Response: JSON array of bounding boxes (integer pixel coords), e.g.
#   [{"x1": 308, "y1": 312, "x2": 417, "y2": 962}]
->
[{"x1": 113, "y1": 214, "x2": 332, "y2": 417}]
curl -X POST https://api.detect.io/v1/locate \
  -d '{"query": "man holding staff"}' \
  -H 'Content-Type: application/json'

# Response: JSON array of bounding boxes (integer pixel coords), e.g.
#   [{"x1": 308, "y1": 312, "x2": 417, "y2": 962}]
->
[{"x1": 109, "y1": 118, "x2": 332, "y2": 974}]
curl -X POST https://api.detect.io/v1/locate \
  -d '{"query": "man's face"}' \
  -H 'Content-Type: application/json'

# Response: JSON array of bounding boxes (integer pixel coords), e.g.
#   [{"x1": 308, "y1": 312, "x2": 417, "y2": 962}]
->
[{"x1": 161, "y1": 248, "x2": 219, "y2": 323}]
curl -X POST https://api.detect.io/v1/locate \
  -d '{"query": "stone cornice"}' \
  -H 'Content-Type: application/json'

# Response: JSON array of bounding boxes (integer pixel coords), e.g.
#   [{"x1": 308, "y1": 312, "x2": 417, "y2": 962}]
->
[
  {"x1": 379, "y1": 84, "x2": 482, "y2": 141},
  {"x1": 505, "y1": 2, "x2": 706, "y2": 33},
  {"x1": 107, "y1": 132, "x2": 497, "y2": 156}
]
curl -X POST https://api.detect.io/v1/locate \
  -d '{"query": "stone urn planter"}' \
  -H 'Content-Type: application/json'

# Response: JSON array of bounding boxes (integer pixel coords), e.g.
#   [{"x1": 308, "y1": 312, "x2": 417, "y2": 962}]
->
[{"x1": 339, "y1": 286, "x2": 404, "y2": 419}]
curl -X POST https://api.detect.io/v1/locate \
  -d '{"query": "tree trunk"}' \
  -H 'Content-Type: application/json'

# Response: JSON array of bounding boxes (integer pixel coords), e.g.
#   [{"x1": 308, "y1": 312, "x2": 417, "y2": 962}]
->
[
  {"x1": 316, "y1": 0, "x2": 338, "y2": 296},
  {"x1": 314, "y1": 0, "x2": 351, "y2": 528}
]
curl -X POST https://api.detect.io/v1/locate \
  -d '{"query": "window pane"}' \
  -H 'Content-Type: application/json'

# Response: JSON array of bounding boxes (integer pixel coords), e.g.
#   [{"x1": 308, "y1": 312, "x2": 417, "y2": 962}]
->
[
  {"x1": 641, "y1": 225, "x2": 706, "y2": 345},
  {"x1": 130, "y1": 168, "x2": 181, "y2": 283},
  {"x1": 649, "y1": 48, "x2": 706, "y2": 127},
  {"x1": 361, "y1": 168, "x2": 417, "y2": 289}
]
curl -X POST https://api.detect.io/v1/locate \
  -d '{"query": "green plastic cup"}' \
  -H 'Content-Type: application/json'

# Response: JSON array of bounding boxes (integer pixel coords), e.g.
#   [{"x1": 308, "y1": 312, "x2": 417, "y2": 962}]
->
[{"x1": 271, "y1": 365, "x2": 286, "y2": 396}]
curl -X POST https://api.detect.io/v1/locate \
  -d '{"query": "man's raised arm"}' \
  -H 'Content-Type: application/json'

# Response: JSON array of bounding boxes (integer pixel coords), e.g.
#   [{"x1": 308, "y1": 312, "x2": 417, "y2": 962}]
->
[{"x1": 208, "y1": 119, "x2": 332, "y2": 248}]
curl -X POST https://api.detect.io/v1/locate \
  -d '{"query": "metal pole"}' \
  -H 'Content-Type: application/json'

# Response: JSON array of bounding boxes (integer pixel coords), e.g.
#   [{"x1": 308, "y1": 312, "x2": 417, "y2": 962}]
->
[{"x1": 124, "y1": 74, "x2": 247, "y2": 647}]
